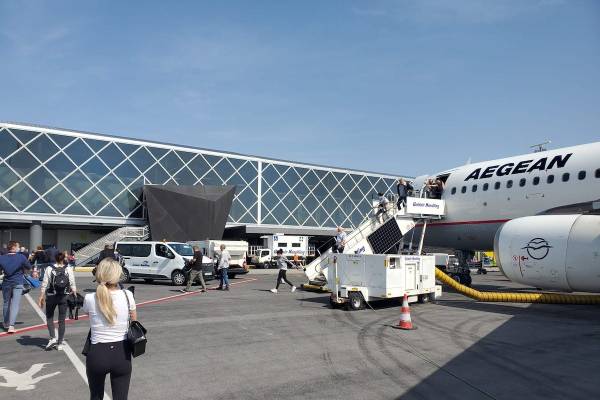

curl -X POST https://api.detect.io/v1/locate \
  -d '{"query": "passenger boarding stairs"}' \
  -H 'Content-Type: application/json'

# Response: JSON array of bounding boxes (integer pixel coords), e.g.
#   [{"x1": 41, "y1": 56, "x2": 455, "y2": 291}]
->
[
  {"x1": 304, "y1": 196, "x2": 445, "y2": 287},
  {"x1": 74, "y1": 225, "x2": 150, "y2": 266}
]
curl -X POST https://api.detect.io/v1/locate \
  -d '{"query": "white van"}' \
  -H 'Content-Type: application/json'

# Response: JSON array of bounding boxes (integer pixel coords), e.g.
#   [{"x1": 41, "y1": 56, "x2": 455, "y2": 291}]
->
[{"x1": 115, "y1": 241, "x2": 211, "y2": 285}]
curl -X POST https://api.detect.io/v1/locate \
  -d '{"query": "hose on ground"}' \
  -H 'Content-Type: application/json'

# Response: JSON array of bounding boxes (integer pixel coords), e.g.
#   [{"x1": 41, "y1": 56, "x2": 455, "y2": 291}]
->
[{"x1": 435, "y1": 268, "x2": 600, "y2": 305}]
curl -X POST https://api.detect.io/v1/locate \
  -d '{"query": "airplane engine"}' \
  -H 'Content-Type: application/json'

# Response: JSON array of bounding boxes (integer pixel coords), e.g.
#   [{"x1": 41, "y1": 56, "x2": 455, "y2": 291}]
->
[{"x1": 494, "y1": 214, "x2": 600, "y2": 293}]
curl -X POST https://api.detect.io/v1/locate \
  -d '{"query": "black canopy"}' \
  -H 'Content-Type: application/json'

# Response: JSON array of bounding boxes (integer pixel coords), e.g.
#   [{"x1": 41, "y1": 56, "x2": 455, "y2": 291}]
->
[{"x1": 143, "y1": 185, "x2": 235, "y2": 242}]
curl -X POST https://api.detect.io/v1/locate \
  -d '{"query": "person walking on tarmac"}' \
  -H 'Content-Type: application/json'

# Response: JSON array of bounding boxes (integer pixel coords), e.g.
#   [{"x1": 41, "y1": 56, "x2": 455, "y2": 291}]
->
[
  {"x1": 270, "y1": 249, "x2": 297, "y2": 293},
  {"x1": 216, "y1": 244, "x2": 231, "y2": 291},
  {"x1": 181, "y1": 246, "x2": 207, "y2": 293},
  {"x1": 0, "y1": 241, "x2": 32, "y2": 333},
  {"x1": 38, "y1": 252, "x2": 77, "y2": 350}
]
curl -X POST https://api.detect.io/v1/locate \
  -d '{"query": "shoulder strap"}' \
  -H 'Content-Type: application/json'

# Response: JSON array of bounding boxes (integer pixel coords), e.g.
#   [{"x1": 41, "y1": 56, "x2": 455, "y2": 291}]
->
[{"x1": 122, "y1": 289, "x2": 132, "y2": 325}]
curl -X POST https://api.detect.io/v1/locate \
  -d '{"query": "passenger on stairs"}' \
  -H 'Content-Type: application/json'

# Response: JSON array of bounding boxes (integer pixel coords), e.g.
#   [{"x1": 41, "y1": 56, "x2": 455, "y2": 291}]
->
[
  {"x1": 333, "y1": 227, "x2": 347, "y2": 253},
  {"x1": 374, "y1": 192, "x2": 389, "y2": 223},
  {"x1": 396, "y1": 178, "x2": 413, "y2": 210}
]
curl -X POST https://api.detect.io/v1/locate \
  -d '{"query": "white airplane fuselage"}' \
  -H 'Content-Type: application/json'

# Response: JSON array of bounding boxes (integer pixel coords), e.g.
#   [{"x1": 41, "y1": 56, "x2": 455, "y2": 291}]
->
[{"x1": 423, "y1": 142, "x2": 600, "y2": 250}]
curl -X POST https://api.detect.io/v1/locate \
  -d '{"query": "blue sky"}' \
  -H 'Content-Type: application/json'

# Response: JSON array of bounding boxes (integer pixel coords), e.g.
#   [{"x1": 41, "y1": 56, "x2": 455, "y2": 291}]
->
[{"x1": 1, "y1": 0, "x2": 598, "y2": 176}]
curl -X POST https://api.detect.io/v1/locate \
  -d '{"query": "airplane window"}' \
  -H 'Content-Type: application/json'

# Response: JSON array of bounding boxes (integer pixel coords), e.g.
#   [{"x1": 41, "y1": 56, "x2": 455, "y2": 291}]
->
[
  {"x1": 483, "y1": 183, "x2": 489, "y2": 191},
  {"x1": 562, "y1": 172, "x2": 570, "y2": 182},
  {"x1": 533, "y1": 177, "x2": 540, "y2": 185},
  {"x1": 547, "y1": 175, "x2": 554, "y2": 184},
  {"x1": 494, "y1": 182, "x2": 500, "y2": 190},
  {"x1": 519, "y1": 178, "x2": 526, "y2": 187},
  {"x1": 461, "y1": 186, "x2": 466, "y2": 194},
  {"x1": 578, "y1": 170, "x2": 586, "y2": 180},
  {"x1": 451, "y1": 187, "x2": 456, "y2": 195},
  {"x1": 596, "y1": 168, "x2": 600, "y2": 178},
  {"x1": 506, "y1": 180, "x2": 513, "y2": 188},
  {"x1": 472, "y1": 185, "x2": 477, "y2": 192}
]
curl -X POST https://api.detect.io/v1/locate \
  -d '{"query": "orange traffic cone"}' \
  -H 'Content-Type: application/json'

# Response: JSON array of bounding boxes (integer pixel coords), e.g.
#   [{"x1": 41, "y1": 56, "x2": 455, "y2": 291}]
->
[{"x1": 394, "y1": 293, "x2": 414, "y2": 330}]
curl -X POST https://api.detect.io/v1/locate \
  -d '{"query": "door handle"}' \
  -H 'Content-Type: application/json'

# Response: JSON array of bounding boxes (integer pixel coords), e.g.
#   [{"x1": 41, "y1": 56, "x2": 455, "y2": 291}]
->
[{"x1": 152, "y1": 261, "x2": 159, "y2": 264}]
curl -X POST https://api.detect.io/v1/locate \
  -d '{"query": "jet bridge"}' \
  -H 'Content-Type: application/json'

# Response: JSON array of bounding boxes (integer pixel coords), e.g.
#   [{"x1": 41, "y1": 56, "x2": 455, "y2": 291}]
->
[{"x1": 303, "y1": 196, "x2": 445, "y2": 288}]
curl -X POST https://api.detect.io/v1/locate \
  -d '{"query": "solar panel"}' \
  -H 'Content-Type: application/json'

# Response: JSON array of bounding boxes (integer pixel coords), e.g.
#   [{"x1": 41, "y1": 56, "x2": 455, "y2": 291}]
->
[{"x1": 367, "y1": 218, "x2": 403, "y2": 254}]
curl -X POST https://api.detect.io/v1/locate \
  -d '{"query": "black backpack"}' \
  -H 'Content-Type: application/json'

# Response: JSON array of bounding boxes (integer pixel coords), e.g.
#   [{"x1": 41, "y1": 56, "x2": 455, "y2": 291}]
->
[{"x1": 50, "y1": 266, "x2": 70, "y2": 294}]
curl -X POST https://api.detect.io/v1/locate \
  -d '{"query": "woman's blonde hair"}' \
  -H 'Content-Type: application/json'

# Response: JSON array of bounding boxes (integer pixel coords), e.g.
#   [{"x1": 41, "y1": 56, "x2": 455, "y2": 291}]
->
[{"x1": 95, "y1": 258, "x2": 122, "y2": 325}]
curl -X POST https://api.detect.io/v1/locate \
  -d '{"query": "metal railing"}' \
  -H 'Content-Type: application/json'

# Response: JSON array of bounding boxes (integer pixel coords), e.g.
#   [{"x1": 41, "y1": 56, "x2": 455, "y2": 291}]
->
[{"x1": 74, "y1": 225, "x2": 150, "y2": 266}]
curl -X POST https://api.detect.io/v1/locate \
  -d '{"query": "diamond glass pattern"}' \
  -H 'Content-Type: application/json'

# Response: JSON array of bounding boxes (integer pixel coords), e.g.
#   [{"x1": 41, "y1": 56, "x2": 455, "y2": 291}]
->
[
  {"x1": 0, "y1": 130, "x2": 21, "y2": 159},
  {"x1": 98, "y1": 143, "x2": 126, "y2": 169},
  {"x1": 6, "y1": 149, "x2": 39, "y2": 177},
  {"x1": 1, "y1": 124, "x2": 399, "y2": 228},
  {"x1": 64, "y1": 139, "x2": 94, "y2": 165},
  {"x1": 0, "y1": 163, "x2": 20, "y2": 193},
  {"x1": 25, "y1": 167, "x2": 58, "y2": 196},
  {"x1": 25, "y1": 134, "x2": 59, "y2": 163},
  {"x1": 45, "y1": 152, "x2": 77, "y2": 180},
  {"x1": 44, "y1": 184, "x2": 75, "y2": 212},
  {"x1": 5, "y1": 182, "x2": 38, "y2": 210}
]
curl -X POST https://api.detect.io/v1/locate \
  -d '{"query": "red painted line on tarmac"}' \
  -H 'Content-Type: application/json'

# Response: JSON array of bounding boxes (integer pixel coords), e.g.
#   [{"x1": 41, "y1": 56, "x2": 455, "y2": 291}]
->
[{"x1": 0, "y1": 277, "x2": 258, "y2": 339}]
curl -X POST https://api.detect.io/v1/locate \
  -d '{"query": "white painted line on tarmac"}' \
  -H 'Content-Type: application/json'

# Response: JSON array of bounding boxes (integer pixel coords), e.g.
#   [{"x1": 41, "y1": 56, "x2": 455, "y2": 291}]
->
[{"x1": 24, "y1": 293, "x2": 111, "y2": 400}]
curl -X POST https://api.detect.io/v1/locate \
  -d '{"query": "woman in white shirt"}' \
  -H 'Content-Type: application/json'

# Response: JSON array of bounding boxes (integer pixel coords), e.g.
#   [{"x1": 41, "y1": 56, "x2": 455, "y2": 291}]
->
[
  {"x1": 83, "y1": 258, "x2": 137, "y2": 400},
  {"x1": 37, "y1": 252, "x2": 77, "y2": 350}
]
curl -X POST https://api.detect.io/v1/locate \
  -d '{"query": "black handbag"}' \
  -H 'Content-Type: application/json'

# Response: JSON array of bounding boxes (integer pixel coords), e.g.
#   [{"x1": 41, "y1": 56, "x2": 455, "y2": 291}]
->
[{"x1": 123, "y1": 289, "x2": 147, "y2": 357}]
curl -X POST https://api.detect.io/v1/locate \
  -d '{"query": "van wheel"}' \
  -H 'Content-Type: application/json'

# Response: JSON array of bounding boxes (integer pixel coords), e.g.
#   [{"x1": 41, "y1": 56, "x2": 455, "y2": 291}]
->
[
  {"x1": 171, "y1": 270, "x2": 186, "y2": 286},
  {"x1": 347, "y1": 292, "x2": 364, "y2": 311},
  {"x1": 418, "y1": 294, "x2": 429, "y2": 304},
  {"x1": 120, "y1": 268, "x2": 131, "y2": 283}
]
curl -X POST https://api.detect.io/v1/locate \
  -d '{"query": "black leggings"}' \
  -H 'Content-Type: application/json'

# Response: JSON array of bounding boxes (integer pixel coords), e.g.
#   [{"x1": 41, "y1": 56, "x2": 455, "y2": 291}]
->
[
  {"x1": 45, "y1": 294, "x2": 67, "y2": 343},
  {"x1": 276, "y1": 270, "x2": 294, "y2": 289},
  {"x1": 86, "y1": 340, "x2": 132, "y2": 400}
]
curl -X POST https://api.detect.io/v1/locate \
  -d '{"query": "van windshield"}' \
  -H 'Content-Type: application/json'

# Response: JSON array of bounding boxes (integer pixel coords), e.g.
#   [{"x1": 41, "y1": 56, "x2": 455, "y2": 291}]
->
[{"x1": 168, "y1": 243, "x2": 194, "y2": 256}]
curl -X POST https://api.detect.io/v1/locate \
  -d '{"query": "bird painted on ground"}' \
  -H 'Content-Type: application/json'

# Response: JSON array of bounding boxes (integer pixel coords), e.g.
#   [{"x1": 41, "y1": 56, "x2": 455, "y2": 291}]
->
[{"x1": 0, "y1": 363, "x2": 61, "y2": 391}]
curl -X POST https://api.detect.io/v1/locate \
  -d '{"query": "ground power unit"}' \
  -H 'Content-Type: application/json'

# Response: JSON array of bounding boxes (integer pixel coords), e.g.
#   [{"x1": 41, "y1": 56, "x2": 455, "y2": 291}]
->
[{"x1": 327, "y1": 254, "x2": 442, "y2": 310}]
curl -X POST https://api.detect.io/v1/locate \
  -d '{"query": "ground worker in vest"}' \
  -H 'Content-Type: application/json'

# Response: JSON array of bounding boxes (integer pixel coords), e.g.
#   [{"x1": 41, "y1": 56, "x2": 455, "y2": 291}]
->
[{"x1": 38, "y1": 252, "x2": 77, "y2": 350}]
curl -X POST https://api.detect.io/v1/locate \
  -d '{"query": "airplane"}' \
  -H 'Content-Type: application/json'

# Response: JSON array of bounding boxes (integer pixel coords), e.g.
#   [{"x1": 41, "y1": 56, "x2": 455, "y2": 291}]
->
[{"x1": 415, "y1": 141, "x2": 600, "y2": 292}]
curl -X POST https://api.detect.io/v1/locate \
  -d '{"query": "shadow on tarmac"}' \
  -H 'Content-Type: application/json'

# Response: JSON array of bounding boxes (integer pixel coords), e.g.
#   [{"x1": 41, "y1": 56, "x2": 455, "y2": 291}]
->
[
  {"x1": 16, "y1": 335, "x2": 48, "y2": 349},
  {"x1": 396, "y1": 300, "x2": 600, "y2": 400}
]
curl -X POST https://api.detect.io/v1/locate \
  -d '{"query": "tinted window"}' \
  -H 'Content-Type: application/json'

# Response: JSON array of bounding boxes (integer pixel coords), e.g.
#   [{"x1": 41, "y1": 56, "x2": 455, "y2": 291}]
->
[
  {"x1": 506, "y1": 180, "x2": 513, "y2": 188},
  {"x1": 451, "y1": 187, "x2": 456, "y2": 195},
  {"x1": 562, "y1": 172, "x2": 570, "y2": 182},
  {"x1": 494, "y1": 182, "x2": 501, "y2": 190},
  {"x1": 483, "y1": 183, "x2": 489, "y2": 191},
  {"x1": 578, "y1": 170, "x2": 586, "y2": 180},
  {"x1": 519, "y1": 178, "x2": 526, "y2": 187},
  {"x1": 547, "y1": 175, "x2": 554, "y2": 184},
  {"x1": 533, "y1": 177, "x2": 540, "y2": 185},
  {"x1": 117, "y1": 243, "x2": 151, "y2": 257},
  {"x1": 168, "y1": 243, "x2": 194, "y2": 256},
  {"x1": 278, "y1": 243, "x2": 287, "y2": 248},
  {"x1": 260, "y1": 250, "x2": 270, "y2": 256},
  {"x1": 155, "y1": 244, "x2": 171, "y2": 258},
  {"x1": 292, "y1": 243, "x2": 301, "y2": 248},
  {"x1": 461, "y1": 186, "x2": 466, "y2": 194},
  {"x1": 596, "y1": 168, "x2": 600, "y2": 178},
  {"x1": 471, "y1": 185, "x2": 477, "y2": 192}
]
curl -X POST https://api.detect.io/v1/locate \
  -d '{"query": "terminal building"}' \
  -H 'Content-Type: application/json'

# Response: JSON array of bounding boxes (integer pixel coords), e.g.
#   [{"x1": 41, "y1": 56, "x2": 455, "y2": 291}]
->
[{"x1": 0, "y1": 122, "x2": 406, "y2": 252}]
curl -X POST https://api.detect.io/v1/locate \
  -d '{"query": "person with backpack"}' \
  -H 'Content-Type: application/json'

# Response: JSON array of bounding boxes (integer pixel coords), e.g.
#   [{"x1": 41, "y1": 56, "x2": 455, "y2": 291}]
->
[
  {"x1": 38, "y1": 252, "x2": 77, "y2": 350},
  {"x1": 0, "y1": 241, "x2": 32, "y2": 333}
]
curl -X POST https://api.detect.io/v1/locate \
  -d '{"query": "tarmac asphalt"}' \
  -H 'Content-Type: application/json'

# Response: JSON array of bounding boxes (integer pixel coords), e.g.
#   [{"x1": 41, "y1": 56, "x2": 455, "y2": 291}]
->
[{"x1": 1, "y1": 269, "x2": 599, "y2": 400}]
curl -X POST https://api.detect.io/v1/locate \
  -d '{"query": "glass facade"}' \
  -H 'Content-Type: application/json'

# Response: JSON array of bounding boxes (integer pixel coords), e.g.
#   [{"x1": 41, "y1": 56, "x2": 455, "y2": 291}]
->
[{"x1": 0, "y1": 124, "x2": 401, "y2": 229}]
